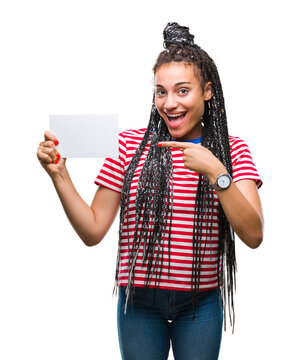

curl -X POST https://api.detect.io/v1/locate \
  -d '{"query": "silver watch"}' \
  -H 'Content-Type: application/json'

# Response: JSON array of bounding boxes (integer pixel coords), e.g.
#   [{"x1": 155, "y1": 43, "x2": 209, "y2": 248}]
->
[{"x1": 211, "y1": 174, "x2": 232, "y2": 191}]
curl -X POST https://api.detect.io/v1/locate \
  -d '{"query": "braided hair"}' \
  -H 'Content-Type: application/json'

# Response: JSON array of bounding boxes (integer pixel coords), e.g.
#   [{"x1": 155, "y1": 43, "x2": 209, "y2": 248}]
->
[{"x1": 116, "y1": 22, "x2": 236, "y2": 330}]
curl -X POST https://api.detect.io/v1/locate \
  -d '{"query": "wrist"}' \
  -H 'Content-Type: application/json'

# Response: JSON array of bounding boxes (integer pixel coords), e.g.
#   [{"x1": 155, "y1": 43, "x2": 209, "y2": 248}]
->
[
  {"x1": 211, "y1": 173, "x2": 232, "y2": 191},
  {"x1": 51, "y1": 166, "x2": 70, "y2": 185},
  {"x1": 207, "y1": 164, "x2": 227, "y2": 185}
]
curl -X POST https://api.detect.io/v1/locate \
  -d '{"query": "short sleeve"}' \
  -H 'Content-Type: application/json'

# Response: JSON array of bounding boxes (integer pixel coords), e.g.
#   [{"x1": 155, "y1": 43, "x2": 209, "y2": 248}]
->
[
  {"x1": 230, "y1": 137, "x2": 263, "y2": 189},
  {"x1": 94, "y1": 132, "x2": 127, "y2": 193}
]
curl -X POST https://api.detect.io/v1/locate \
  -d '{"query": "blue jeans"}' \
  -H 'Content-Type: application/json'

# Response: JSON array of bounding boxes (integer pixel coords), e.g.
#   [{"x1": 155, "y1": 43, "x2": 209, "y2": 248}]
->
[{"x1": 117, "y1": 286, "x2": 223, "y2": 360}]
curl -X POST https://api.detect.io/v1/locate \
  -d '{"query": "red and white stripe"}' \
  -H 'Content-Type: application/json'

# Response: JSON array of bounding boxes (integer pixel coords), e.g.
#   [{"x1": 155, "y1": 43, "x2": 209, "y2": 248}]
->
[{"x1": 95, "y1": 129, "x2": 262, "y2": 291}]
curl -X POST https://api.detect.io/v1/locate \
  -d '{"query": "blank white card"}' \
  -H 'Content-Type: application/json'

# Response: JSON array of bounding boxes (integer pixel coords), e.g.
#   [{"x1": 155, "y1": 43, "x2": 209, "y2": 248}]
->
[{"x1": 49, "y1": 114, "x2": 119, "y2": 158}]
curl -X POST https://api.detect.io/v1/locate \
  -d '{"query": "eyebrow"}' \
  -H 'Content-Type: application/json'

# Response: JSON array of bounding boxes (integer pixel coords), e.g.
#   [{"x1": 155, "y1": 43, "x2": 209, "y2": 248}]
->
[{"x1": 155, "y1": 81, "x2": 191, "y2": 87}]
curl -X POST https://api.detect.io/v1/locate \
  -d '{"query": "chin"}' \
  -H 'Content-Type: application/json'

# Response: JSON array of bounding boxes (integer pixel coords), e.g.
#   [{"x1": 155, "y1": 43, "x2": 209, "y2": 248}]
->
[{"x1": 168, "y1": 129, "x2": 188, "y2": 141}]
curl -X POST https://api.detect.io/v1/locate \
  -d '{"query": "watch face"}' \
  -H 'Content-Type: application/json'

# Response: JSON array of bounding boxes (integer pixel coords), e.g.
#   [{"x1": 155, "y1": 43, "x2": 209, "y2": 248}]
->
[{"x1": 217, "y1": 174, "x2": 231, "y2": 189}]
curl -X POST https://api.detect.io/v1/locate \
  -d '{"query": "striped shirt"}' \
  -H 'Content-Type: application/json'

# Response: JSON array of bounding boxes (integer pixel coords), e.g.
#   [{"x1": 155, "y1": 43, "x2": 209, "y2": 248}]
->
[{"x1": 94, "y1": 128, "x2": 262, "y2": 291}]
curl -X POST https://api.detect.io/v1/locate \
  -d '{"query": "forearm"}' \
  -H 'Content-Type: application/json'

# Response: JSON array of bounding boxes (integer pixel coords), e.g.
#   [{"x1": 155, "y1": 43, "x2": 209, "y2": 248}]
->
[
  {"x1": 214, "y1": 181, "x2": 263, "y2": 248},
  {"x1": 37, "y1": 131, "x2": 115, "y2": 246},
  {"x1": 51, "y1": 168, "x2": 99, "y2": 246},
  {"x1": 207, "y1": 164, "x2": 263, "y2": 249}
]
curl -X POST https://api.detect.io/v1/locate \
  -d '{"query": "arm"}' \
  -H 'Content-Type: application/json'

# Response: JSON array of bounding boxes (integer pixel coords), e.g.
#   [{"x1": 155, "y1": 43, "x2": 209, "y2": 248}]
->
[
  {"x1": 158, "y1": 141, "x2": 264, "y2": 249},
  {"x1": 37, "y1": 131, "x2": 120, "y2": 247},
  {"x1": 209, "y1": 175, "x2": 263, "y2": 249},
  {"x1": 52, "y1": 171, "x2": 120, "y2": 246}
]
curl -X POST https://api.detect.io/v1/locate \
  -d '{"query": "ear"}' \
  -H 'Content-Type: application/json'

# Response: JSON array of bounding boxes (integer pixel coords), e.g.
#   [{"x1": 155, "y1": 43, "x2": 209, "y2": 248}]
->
[{"x1": 203, "y1": 82, "x2": 212, "y2": 101}]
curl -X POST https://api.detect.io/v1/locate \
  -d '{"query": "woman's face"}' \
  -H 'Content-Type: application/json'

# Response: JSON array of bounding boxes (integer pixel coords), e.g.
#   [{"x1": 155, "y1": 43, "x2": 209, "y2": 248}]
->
[{"x1": 154, "y1": 61, "x2": 212, "y2": 141}]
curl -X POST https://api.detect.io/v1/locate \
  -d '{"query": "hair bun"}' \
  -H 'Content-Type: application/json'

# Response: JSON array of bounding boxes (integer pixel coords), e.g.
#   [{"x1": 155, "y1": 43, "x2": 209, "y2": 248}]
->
[{"x1": 163, "y1": 22, "x2": 195, "y2": 49}]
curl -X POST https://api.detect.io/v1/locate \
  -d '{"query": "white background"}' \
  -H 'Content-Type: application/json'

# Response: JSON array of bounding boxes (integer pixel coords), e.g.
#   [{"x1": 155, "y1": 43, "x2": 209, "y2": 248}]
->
[{"x1": 0, "y1": 0, "x2": 300, "y2": 359}]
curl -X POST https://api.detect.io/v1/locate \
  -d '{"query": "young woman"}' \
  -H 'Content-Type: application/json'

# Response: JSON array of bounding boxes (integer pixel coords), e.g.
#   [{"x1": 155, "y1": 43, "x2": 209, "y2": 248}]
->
[{"x1": 37, "y1": 23, "x2": 263, "y2": 360}]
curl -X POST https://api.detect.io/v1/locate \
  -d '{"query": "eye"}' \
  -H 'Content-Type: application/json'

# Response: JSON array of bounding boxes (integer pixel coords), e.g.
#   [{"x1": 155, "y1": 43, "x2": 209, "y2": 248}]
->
[
  {"x1": 178, "y1": 88, "x2": 189, "y2": 95},
  {"x1": 156, "y1": 89, "x2": 166, "y2": 96}
]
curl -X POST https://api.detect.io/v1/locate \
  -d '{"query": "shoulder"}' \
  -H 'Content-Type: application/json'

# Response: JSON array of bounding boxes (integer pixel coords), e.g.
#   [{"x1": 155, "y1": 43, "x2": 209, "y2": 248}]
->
[
  {"x1": 118, "y1": 128, "x2": 148, "y2": 155},
  {"x1": 229, "y1": 135, "x2": 252, "y2": 161},
  {"x1": 228, "y1": 135, "x2": 262, "y2": 187},
  {"x1": 118, "y1": 128, "x2": 147, "y2": 146},
  {"x1": 119, "y1": 128, "x2": 147, "y2": 140},
  {"x1": 229, "y1": 135, "x2": 249, "y2": 149}
]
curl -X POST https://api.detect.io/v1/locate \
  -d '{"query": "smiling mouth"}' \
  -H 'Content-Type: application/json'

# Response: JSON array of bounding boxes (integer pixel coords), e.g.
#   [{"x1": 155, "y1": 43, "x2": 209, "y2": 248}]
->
[{"x1": 165, "y1": 112, "x2": 187, "y2": 123}]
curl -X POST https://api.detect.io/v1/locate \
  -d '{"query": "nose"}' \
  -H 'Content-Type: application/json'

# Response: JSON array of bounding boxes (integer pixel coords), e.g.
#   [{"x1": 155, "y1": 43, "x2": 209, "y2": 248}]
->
[{"x1": 164, "y1": 94, "x2": 178, "y2": 111}]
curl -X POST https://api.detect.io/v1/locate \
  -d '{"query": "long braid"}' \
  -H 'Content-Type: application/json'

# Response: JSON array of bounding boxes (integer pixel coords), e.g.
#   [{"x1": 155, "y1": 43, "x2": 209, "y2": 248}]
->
[
  {"x1": 198, "y1": 46, "x2": 236, "y2": 329},
  {"x1": 117, "y1": 23, "x2": 236, "y2": 330},
  {"x1": 116, "y1": 100, "x2": 174, "y2": 308}
]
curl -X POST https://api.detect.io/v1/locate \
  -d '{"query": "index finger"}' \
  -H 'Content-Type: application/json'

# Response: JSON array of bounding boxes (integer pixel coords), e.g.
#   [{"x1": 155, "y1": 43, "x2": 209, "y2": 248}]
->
[
  {"x1": 44, "y1": 130, "x2": 59, "y2": 145},
  {"x1": 158, "y1": 141, "x2": 191, "y2": 149}
]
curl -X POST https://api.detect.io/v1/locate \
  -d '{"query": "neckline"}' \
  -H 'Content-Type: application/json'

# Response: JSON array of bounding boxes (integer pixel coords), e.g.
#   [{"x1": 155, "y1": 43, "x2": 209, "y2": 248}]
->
[{"x1": 170, "y1": 136, "x2": 202, "y2": 144}]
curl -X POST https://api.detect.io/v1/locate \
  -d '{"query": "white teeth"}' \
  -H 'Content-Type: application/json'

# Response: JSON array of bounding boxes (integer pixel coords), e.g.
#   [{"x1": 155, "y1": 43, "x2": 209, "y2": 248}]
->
[{"x1": 166, "y1": 112, "x2": 186, "y2": 118}]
